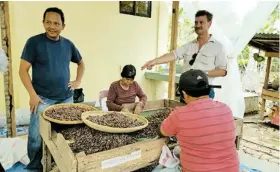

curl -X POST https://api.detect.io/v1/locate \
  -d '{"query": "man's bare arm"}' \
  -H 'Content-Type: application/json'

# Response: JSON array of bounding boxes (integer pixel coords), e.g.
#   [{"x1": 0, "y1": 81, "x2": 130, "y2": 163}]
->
[
  {"x1": 76, "y1": 59, "x2": 85, "y2": 82},
  {"x1": 141, "y1": 52, "x2": 176, "y2": 70},
  {"x1": 19, "y1": 59, "x2": 45, "y2": 113},
  {"x1": 19, "y1": 59, "x2": 36, "y2": 97},
  {"x1": 154, "y1": 53, "x2": 176, "y2": 65},
  {"x1": 68, "y1": 59, "x2": 85, "y2": 90},
  {"x1": 207, "y1": 68, "x2": 227, "y2": 77}
]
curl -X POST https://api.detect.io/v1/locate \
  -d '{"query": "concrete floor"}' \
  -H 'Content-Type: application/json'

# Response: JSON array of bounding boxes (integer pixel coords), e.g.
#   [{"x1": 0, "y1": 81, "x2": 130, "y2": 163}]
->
[{"x1": 239, "y1": 150, "x2": 279, "y2": 172}]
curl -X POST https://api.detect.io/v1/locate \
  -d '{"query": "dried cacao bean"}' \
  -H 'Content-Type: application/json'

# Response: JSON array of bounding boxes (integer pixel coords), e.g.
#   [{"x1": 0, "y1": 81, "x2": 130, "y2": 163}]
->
[
  {"x1": 87, "y1": 112, "x2": 144, "y2": 128},
  {"x1": 45, "y1": 105, "x2": 92, "y2": 121},
  {"x1": 57, "y1": 108, "x2": 172, "y2": 155}
]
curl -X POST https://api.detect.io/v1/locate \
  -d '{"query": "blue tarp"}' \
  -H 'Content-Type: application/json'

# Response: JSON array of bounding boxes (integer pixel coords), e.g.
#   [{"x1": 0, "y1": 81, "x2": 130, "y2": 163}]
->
[
  {"x1": 5, "y1": 162, "x2": 27, "y2": 172},
  {"x1": 240, "y1": 164, "x2": 262, "y2": 172},
  {"x1": 0, "y1": 126, "x2": 28, "y2": 137}
]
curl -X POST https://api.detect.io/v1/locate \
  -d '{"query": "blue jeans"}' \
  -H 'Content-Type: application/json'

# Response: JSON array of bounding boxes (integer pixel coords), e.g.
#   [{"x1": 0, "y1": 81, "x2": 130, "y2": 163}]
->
[{"x1": 26, "y1": 95, "x2": 73, "y2": 171}]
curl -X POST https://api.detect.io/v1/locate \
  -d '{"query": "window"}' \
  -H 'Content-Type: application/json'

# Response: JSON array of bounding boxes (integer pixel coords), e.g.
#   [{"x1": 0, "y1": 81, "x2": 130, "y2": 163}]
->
[{"x1": 119, "y1": 1, "x2": 152, "y2": 18}]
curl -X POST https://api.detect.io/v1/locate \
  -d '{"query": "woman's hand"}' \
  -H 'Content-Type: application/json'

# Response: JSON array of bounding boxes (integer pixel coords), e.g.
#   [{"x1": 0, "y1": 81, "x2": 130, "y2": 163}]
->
[{"x1": 134, "y1": 102, "x2": 143, "y2": 115}]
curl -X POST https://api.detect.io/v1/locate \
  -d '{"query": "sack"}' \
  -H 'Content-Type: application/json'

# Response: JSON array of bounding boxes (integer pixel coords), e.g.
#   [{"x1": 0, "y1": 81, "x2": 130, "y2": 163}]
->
[
  {"x1": 74, "y1": 88, "x2": 84, "y2": 103},
  {"x1": 152, "y1": 145, "x2": 181, "y2": 172},
  {"x1": 0, "y1": 138, "x2": 29, "y2": 170}
]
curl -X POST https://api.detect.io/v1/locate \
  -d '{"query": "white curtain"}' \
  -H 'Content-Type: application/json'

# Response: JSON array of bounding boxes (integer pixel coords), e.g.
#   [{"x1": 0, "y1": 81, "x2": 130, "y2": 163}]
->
[{"x1": 181, "y1": 1, "x2": 278, "y2": 118}]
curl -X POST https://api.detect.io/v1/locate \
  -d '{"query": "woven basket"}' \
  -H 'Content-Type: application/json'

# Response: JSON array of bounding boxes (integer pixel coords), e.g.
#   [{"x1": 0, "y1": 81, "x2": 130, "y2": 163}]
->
[
  {"x1": 81, "y1": 111, "x2": 149, "y2": 133},
  {"x1": 42, "y1": 103, "x2": 98, "y2": 125}
]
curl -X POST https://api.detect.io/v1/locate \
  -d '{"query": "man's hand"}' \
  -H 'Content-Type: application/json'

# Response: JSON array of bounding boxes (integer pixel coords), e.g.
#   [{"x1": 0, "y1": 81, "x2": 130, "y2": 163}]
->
[
  {"x1": 121, "y1": 107, "x2": 130, "y2": 113},
  {"x1": 68, "y1": 80, "x2": 81, "y2": 91},
  {"x1": 29, "y1": 94, "x2": 46, "y2": 114},
  {"x1": 141, "y1": 59, "x2": 156, "y2": 70},
  {"x1": 134, "y1": 103, "x2": 142, "y2": 115}
]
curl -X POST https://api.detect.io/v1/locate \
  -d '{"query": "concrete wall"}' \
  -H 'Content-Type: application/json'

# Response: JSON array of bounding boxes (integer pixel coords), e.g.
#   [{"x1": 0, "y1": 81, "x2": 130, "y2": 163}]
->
[{"x1": 0, "y1": 1, "x2": 167, "y2": 120}]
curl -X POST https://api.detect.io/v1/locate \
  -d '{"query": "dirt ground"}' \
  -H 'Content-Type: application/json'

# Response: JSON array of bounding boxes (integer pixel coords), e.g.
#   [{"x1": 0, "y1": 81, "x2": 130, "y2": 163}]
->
[{"x1": 240, "y1": 114, "x2": 279, "y2": 165}]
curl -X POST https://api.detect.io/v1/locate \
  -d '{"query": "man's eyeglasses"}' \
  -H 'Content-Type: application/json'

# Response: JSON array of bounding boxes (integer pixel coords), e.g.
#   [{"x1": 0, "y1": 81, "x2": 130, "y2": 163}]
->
[{"x1": 189, "y1": 53, "x2": 197, "y2": 66}]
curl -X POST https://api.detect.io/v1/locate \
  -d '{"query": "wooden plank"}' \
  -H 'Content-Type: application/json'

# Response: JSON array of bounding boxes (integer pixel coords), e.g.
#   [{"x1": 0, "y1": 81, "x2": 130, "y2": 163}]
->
[
  {"x1": 167, "y1": 99, "x2": 185, "y2": 108},
  {"x1": 42, "y1": 141, "x2": 52, "y2": 172},
  {"x1": 260, "y1": 98, "x2": 266, "y2": 120},
  {"x1": 40, "y1": 115, "x2": 70, "y2": 172},
  {"x1": 262, "y1": 89, "x2": 280, "y2": 99},
  {"x1": 234, "y1": 118, "x2": 243, "y2": 137},
  {"x1": 265, "y1": 52, "x2": 279, "y2": 58},
  {"x1": 168, "y1": 1, "x2": 179, "y2": 99},
  {"x1": 168, "y1": 62, "x2": 176, "y2": 99},
  {"x1": 40, "y1": 113, "x2": 52, "y2": 140},
  {"x1": 56, "y1": 134, "x2": 77, "y2": 172},
  {"x1": 143, "y1": 99, "x2": 165, "y2": 110},
  {"x1": 1, "y1": 1, "x2": 16, "y2": 137},
  {"x1": 263, "y1": 56, "x2": 272, "y2": 89},
  {"x1": 50, "y1": 166, "x2": 60, "y2": 172},
  {"x1": 261, "y1": 95, "x2": 280, "y2": 102},
  {"x1": 77, "y1": 138, "x2": 167, "y2": 172}
]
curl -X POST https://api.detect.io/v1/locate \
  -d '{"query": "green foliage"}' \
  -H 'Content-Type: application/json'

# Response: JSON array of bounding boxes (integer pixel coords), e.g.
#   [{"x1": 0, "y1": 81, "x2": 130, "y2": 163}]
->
[{"x1": 260, "y1": 4, "x2": 280, "y2": 34}]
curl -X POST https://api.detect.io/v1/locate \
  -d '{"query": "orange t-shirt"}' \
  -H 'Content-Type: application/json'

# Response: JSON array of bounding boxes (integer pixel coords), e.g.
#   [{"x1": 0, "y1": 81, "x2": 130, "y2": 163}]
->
[{"x1": 161, "y1": 98, "x2": 239, "y2": 172}]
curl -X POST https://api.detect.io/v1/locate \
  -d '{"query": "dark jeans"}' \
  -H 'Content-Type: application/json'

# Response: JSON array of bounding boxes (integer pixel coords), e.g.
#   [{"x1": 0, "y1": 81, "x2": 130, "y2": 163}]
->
[{"x1": 26, "y1": 95, "x2": 73, "y2": 171}]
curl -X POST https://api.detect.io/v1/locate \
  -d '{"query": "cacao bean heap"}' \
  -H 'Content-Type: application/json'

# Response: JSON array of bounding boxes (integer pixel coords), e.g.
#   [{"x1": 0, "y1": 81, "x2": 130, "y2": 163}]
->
[
  {"x1": 132, "y1": 108, "x2": 172, "y2": 139},
  {"x1": 87, "y1": 112, "x2": 144, "y2": 128},
  {"x1": 57, "y1": 108, "x2": 173, "y2": 155},
  {"x1": 58, "y1": 125, "x2": 135, "y2": 155},
  {"x1": 45, "y1": 105, "x2": 92, "y2": 121}
]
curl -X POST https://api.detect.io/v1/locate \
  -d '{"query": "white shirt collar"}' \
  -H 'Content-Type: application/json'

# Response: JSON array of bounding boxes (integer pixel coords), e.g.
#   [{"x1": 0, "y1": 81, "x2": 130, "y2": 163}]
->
[{"x1": 192, "y1": 34, "x2": 216, "y2": 43}]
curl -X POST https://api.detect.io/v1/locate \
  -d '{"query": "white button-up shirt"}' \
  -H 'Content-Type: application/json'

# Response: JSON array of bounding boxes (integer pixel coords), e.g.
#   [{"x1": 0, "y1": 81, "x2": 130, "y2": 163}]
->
[{"x1": 172, "y1": 36, "x2": 228, "y2": 84}]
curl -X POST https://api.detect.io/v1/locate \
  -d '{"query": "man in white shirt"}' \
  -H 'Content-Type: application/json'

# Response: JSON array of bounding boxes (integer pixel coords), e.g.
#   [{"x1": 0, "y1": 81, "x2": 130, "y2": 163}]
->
[{"x1": 141, "y1": 10, "x2": 227, "y2": 99}]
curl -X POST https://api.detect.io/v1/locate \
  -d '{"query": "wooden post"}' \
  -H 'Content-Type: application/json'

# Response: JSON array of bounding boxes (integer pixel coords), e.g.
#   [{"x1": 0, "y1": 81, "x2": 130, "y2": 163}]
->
[
  {"x1": 43, "y1": 142, "x2": 52, "y2": 172},
  {"x1": 263, "y1": 56, "x2": 272, "y2": 89},
  {"x1": 0, "y1": 1, "x2": 16, "y2": 137},
  {"x1": 260, "y1": 56, "x2": 272, "y2": 119},
  {"x1": 168, "y1": 1, "x2": 179, "y2": 99}
]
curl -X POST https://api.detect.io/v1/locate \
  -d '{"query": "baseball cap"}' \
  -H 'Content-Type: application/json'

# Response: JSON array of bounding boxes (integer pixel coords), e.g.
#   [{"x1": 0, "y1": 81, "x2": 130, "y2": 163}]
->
[{"x1": 179, "y1": 69, "x2": 221, "y2": 92}]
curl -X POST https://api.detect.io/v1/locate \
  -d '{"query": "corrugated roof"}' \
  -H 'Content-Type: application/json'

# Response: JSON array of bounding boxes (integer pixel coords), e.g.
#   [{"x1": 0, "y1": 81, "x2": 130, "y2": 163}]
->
[
  {"x1": 253, "y1": 33, "x2": 279, "y2": 40},
  {"x1": 249, "y1": 33, "x2": 279, "y2": 53}
]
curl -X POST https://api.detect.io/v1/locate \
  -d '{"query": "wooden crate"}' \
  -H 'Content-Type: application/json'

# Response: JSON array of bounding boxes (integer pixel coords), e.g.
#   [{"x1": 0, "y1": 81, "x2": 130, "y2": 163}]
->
[
  {"x1": 41, "y1": 99, "x2": 243, "y2": 172},
  {"x1": 40, "y1": 115, "x2": 166, "y2": 172},
  {"x1": 124, "y1": 99, "x2": 244, "y2": 148}
]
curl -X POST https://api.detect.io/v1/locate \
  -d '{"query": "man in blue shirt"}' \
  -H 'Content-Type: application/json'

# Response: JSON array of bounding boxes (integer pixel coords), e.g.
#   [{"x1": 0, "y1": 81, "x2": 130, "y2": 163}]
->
[{"x1": 19, "y1": 7, "x2": 85, "y2": 171}]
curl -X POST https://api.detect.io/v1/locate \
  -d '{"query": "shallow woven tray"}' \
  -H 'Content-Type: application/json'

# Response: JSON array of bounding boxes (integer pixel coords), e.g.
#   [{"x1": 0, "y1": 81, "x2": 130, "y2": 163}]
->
[
  {"x1": 81, "y1": 111, "x2": 149, "y2": 133},
  {"x1": 42, "y1": 103, "x2": 98, "y2": 125}
]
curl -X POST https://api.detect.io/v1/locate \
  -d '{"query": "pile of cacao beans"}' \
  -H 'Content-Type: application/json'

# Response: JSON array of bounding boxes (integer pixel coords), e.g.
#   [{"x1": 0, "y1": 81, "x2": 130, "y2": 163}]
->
[
  {"x1": 87, "y1": 112, "x2": 144, "y2": 128},
  {"x1": 132, "y1": 108, "x2": 172, "y2": 139},
  {"x1": 58, "y1": 125, "x2": 135, "y2": 154},
  {"x1": 45, "y1": 105, "x2": 93, "y2": 121},
  {"x1": 56, "y1": 108, "x2": 172, "y2": 155}
]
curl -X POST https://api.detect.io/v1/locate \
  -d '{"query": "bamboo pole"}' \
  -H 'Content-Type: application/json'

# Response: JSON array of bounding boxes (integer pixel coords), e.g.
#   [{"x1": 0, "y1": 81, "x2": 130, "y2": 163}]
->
[
  {"x1": 168, "y1": 1, "x2": 179, "y2": 99},
  {"x1": 1, "y1": 1, "x2": 16, "y2": 137}
]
